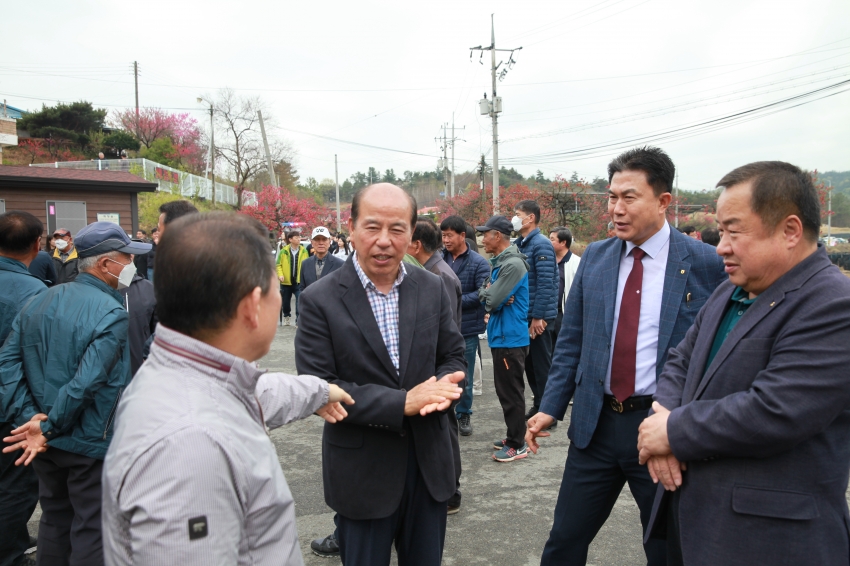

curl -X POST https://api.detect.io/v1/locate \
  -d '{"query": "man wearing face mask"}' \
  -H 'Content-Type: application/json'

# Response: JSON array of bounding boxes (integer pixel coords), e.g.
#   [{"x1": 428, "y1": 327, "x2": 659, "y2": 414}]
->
[
  {"x1": 0, "y1": 221, "x2": 150, "y2": 565},
  {"x1": 51, "y1": 228, "x2": 79, "y2": 284}
]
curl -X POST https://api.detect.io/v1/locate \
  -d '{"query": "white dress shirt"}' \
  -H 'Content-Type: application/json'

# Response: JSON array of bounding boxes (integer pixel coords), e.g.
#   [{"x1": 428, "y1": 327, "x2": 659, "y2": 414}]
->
[{"x1": 604, "y1": 222, "x2": 670, "y2": 397}]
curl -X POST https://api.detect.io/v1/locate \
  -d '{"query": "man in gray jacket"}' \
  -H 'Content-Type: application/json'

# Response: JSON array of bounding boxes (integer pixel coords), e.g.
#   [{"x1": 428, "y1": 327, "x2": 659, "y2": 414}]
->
[{"x1": 101, "y1": 212, "x2": 353, "y2": 566}]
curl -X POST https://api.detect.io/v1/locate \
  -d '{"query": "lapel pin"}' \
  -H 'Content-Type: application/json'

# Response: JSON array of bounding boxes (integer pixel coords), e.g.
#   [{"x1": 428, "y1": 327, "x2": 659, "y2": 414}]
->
[
  {"x1": 770, "y1": 301, "x2": 775, "y2": 307},
  {"x1": 680, "y1": 270, "x2": 685, "y2": 274}
]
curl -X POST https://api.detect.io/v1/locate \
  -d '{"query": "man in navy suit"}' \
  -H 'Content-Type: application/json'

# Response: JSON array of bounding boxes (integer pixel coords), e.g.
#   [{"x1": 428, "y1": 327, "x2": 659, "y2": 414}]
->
[
  {"x1": 299, "y1": 226, "x2": 344, "y2": 293},
  {"x1": 526, "y1": 147, "x2": 726, "y2": 565},
  {"x1": 638, "y1": 161, "x2": 850, "y2": 565}
]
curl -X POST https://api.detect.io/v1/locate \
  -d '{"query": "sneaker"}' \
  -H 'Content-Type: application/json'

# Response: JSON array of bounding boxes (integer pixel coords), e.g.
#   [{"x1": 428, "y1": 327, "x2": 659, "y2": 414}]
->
[
  {"x1": 472, "y1": 386, "x2": 482, "y2": 396},
  {"x1": 447, "y1": 503, "x2": 460, "y2": 515},
  {"x1": 310, "y1": 533, "x2": 340, "y2": 558},
  {"x1": 284, "y1": 317, "x2": 291, "y2": 326},
  {"x1": 493, "y1": 438, "x2": 507, "y2": 450},
  {"x1": 493, "y1": 443, "x2": 528, "y2": 462},
  {"x1": 525, "y1": 406, "x2": 539, "y2": 421},
  {"x1": 458, "y1": 414, "x2": 473, "y2": 436}
]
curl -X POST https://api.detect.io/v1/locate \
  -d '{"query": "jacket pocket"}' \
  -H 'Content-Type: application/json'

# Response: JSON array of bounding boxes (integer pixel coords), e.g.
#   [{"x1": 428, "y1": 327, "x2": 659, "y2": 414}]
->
[
  {"x1": 732, "y1": 485, "x2": 819, "y2": 520},
  {"x1": 575, "y1": 367, "x2": 584, "y2": 386},
  {"x1": 326, "y1": 425, "x2": 364, "y2": 449},
  {"x1": 419, "y1": 314, "x2": 439, "y2": 330},
  {"x1": 103, "y1": 387, "x2": 123, "y2": 439}
]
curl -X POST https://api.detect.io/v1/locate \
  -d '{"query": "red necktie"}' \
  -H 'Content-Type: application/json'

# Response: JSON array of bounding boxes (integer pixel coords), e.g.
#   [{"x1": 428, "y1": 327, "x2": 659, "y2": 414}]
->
[{"x1": 610, "y1": 247, "x2": 645, "y2": 402}]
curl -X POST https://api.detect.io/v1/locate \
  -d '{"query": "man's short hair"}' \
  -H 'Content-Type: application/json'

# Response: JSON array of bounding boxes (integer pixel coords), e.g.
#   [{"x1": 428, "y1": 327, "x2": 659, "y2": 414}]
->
[
  {"x1": 412, "y1": 217, "x2": 440, "y2": 253},
  {"x1": 351, "y1": 184, "x2": 417, "y2": 229},
  {"x1": 716, "y1": 161, "x2": 820, "y2": 242},
  {"x1": 681, "y1": 225, "x2": 696, "y2": 235},
  {"x1": 550, "y1": 226, "x2": 573, "y2": 248},
  {"x1": 701, "y1": 228, "x2": 720, "y2": 246},
  {"x1": 285, "y1": 231, "x2": 301, "y2": 242},
  {"x1": 515, "y1": 200, "x2": 541, "y2": 224},
  {"x1": 0, "y1": 211, "x2": 44, "y2": 255},
  {"x1": 159, "y1": 200, "x2": 199, "y2": 226},
  {"x1": 78, "y1": 251, "x2": 119, "y2": 272},
  {"x1": 607, "y1": 146, "x2": 675, "y2": 196},
  {"x1": 138, "y1": 229, "x2": 147, "y2": 236},
  {"x1": 439, "y1": 215, "x2": 467, "y2": 235},
  {"x1": 155, "y1": 212, "x2": 275, "y2": 338}
]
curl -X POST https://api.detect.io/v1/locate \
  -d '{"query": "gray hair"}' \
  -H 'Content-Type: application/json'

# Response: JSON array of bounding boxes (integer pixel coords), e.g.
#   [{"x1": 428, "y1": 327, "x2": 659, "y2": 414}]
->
[{"x1": 78, "y1": 251, "x2": 120, "y2": 272}]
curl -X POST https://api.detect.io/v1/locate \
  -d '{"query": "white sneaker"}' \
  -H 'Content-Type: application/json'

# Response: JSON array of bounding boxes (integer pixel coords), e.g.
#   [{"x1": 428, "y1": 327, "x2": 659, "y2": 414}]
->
[
  {"x1": 473, "y1": 387, "x2": 482, "y2": 396},
  {"x1": 284, "y1": 317, "x2": 291, "y2": 326}
]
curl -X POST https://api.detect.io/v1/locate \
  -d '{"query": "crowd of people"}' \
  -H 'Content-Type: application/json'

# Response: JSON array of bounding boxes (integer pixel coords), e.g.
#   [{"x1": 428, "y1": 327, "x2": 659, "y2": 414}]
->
[{"x1": 0, "y1": 146, "x2": 849, "y2": 566}]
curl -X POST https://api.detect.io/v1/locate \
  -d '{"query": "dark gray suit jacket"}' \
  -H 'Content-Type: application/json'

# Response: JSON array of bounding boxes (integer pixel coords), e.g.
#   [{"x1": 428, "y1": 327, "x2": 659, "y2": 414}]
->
[
  {"x1": 423, "y1": 253, "x2": 462, "y2": 331},
  {"x1": 299, "y1": 254, "x2": 344, "y2": 292},
  {"x1": 295, "y1": 257, "x2": 466, "y2": 520},
  {"x1": 650, "y1": 246, "x2": 850, "y2": 565}
]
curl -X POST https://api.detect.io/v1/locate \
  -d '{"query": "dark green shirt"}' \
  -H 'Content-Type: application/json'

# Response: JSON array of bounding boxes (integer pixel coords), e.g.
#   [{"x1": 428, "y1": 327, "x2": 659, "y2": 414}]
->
[{"x1": 705, "y1": 286, "x2": 757, "y2": 373}]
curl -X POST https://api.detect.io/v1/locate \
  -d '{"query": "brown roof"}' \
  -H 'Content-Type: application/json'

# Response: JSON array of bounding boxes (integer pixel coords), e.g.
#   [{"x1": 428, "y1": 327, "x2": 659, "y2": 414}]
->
[{"x1": 0, "y1": 166, "x2": 157, "y2": 193}]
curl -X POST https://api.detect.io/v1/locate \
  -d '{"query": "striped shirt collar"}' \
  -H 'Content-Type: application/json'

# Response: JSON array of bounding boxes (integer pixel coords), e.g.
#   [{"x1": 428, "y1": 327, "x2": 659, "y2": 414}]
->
[
  {"x1": 152, "y1": 324, "x2": 265, "y2": 411},
  {"x1": 351, "y1": 251, "x2": 407, "y2": 292}
]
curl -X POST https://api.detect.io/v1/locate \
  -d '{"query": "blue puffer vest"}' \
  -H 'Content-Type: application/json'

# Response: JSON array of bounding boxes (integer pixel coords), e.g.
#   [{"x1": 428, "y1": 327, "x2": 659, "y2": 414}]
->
[{"x1": 515, "y1": 228, "x2": 559, "y2": 321}]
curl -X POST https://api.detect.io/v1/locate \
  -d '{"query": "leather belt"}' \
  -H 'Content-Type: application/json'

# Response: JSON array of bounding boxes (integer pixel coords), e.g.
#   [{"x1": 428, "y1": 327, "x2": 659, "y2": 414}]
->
[{"x1": 603, "y1": 394, "x2": 654, "y2": 414}]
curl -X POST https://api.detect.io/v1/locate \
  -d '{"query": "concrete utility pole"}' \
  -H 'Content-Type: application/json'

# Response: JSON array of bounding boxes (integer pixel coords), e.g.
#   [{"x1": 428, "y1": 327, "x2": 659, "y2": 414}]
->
[
  {"x1": 335, "y1": 154, "x2": 341, "y2": 232},
  {"x1": 470, "y1": 15, "x2": 521, "y2": 214},
  {"x1": 133, "y1": 61, "x2": 140, "y2": 138},
  {"x1": 442, "y1": 124, "x2": 449, "y2": 197},
  {"x1": 449, "y1": 113, "x2": 465, "y2": 198},
  {"x1": 257, "y1": 110, "x2": 277, "y2": 187},
  {"x1": 197, "y1": 97, "x2": 215, "y2": 205},
  {"x1": 828, "y1": 180, "x2": 833, "y2": 244},
  {"x1": 674, "y1": 171, "x2": 679, "y2": 228}
]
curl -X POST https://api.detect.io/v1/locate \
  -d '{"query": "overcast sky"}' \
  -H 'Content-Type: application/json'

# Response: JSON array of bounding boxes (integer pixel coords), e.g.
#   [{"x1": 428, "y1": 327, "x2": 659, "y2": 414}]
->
[{"x1": 3, "y1": 0, "x2": 849, "y2": 191}]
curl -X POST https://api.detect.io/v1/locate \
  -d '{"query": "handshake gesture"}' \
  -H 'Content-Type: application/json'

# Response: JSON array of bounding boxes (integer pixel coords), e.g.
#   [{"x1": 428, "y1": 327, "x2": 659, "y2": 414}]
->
[{"x1": 3, "y1": 413, "x2": 49, "y2": 466}]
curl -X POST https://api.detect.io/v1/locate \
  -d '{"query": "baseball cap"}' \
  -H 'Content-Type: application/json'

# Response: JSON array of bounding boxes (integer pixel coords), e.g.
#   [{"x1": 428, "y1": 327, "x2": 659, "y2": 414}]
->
[
  {"x1": 311, "y1": 226, "x2": 331, "y2": 239},
  {"x1": 475, "y1": 215, "x2": 513, "y2": 235},
  {"x1": 75, "y1": 222, "x2": 153, "y2": 258}
]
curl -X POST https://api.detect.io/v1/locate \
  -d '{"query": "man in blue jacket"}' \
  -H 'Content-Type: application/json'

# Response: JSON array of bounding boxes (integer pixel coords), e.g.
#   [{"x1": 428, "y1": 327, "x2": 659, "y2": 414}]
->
[
  {"x1": 441, "y1": 215, "x2": 490, "y2": 437},
  {"x1": 1, "y1": 221, "x2": 150, "y2": 565},
  {"x1": 0, "y1": 211, "x2": 47, "y2": 566},
  {"x1": 477, "y1": 216, "x2": 530, "y2": 463},
  {"x1": 512, "y1": 200, "x2": 559, "y2": 423}
]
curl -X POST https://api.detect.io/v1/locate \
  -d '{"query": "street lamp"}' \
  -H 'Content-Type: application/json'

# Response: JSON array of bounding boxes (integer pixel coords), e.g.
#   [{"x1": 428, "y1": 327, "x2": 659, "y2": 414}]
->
[{"x1": 197, "y1": 96, "x2": 215, "y2": 206}]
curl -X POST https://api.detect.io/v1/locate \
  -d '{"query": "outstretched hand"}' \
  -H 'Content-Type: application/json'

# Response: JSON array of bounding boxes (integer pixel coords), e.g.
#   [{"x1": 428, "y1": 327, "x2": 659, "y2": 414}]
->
[
  {"x1": 405, "y1": 371, "x2": 464, "y2": 417},
  {"x1": 316, "y1": 384, "x2": 355, "y2": 424},
  {"x1": 3, "y1": 413, "x2": 49, "y2": 466}
]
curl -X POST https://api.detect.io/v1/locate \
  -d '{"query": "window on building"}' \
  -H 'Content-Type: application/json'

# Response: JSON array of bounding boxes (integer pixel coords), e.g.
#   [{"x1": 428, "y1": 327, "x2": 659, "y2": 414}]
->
[{"x1": 46, "y1": 201, "x2": 87, "y2": 237}]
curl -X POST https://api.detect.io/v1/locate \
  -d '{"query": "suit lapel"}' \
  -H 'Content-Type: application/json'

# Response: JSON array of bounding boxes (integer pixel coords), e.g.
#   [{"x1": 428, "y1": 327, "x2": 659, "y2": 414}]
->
[
  {"x1": 397, "y1": 275, "x2": 418, "y2": 386},
  {"x1": 603, "y1": 239, "x2": 624, "y2": 340},
  {"x1": 681, "y1": 284, "x2": 733, "y2": 403},
  {"x1": 338, "y1": 261, "x2": 398, "y2": 380},
  {"x1": 656, "y1": 230, "x2": 690, "y2": 375}
]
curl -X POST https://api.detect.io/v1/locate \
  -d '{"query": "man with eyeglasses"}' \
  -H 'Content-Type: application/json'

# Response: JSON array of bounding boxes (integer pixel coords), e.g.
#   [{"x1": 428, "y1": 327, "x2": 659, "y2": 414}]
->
[{"x1": 51, "y1": 229, "x2": 79, "y2": 284}]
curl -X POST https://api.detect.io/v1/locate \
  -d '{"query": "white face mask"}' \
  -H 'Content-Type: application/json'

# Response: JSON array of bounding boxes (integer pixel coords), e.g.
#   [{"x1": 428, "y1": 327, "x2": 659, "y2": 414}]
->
[
  {"x1": 107, "y1": 258, "x2": 137, "y2": 289},
  {"x1": 55, "y1": 239, "x2": 69, "y2": 251},
  {"x1": 511, "y1": 215, "x2": 525, "y2": 232}
]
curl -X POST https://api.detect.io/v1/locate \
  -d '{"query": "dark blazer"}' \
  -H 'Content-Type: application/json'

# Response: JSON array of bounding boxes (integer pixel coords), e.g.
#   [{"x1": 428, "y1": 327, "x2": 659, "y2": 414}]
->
[
  {"x1": 298, "y1": 254, "x2": 344, "y2": 293},
  {"x1": 648, "y1": 246, "x2": 850, "y2": 565},
  {"x1": 539, "y1": 225, "x2": 726, "y2": 447},
  {"x1": 295, "y1": 257, "x2": 466, "y2": 520}
]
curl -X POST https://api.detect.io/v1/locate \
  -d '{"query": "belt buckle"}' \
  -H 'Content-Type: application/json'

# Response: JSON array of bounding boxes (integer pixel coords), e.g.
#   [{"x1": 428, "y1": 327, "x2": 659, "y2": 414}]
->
[{"x1": 609, "y1": 397, "x2": 624, "y2": 413}]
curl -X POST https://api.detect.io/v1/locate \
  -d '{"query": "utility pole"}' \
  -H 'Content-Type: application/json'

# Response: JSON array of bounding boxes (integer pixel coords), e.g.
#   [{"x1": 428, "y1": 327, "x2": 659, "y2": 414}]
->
[
  {"x1": 449, "y1": 113, "x2": 465, "y2": 198},
  {"x1": 674, "y1": 171, "x2": 679, "y2": 228},
  {"x1": 257, "y1": 110, "x2": 277, "y2": 187},
  {"x1": 133, "y1": 61, "x2": 140, "y2": 138},
  {"x1": 470, "y1": 15, "x2": 521, "y2": 214},
  {"x1": 828, "y1": 180, "x2": 833, "y2": 244},
  {"x1": 335, "y1": 154, "x2": 341, "y2": 232},
  {"x1": 442, "y1": 124, "x2": 448, "y2": 198},
  {"x1": 197, "y1": 97, "x2": 215, "y2": 205}
]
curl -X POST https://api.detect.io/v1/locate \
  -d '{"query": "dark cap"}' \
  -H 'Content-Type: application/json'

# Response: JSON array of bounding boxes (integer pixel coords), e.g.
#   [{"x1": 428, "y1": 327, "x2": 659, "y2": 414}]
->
[
  {"x1": 475, "y1": 215, "x2": 513, "y2": 235},
  {"x1": 75, "y1": 222, "x2": 152, "y2": 258}
]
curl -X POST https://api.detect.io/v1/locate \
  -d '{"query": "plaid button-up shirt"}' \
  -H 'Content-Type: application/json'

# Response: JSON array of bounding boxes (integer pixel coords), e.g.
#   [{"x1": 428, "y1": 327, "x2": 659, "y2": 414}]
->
[{"x1": 352, "y1": 251, "x2": 406, "y2": 373}]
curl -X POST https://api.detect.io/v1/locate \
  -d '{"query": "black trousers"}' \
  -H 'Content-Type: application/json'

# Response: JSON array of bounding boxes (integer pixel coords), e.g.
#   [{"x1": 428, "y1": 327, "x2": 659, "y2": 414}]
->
[
  {"x1": 525, "y1": 321, "x2": 555, "y2": 407},
  {"x1": 491, "y1": 346, "x2": 528, "y2": 449},
  {"x1": 446, "y1": 410, "x2": 462, "y2": 508},
  {"x1": 540, "y1": 406, "x2": 667, "y2": 566},
  {"x1": 280, "y1": 284, "x2": 300, "y2": 320},
  {"x1": 338, "y1": 439, "x2": 447, "y2": 566},
  {"x1": 0, "y1": 422, "x2": 40, "y2": 566},
  {"x1": 31, "y1": 447, "x2": 104, "y2": 566}
]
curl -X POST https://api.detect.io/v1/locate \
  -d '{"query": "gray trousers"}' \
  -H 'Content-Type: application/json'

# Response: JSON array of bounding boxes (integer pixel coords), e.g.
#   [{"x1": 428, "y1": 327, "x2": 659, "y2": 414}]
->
[{"x1": 31, "y1": 447, "x2": 104, "y2": 566}]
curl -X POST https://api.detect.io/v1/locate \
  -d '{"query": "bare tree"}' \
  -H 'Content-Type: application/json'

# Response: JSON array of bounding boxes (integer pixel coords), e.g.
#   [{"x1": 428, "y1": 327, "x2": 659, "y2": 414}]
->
[{"x1": 213, "y1": 88, "x2": 289, "y2": 208}]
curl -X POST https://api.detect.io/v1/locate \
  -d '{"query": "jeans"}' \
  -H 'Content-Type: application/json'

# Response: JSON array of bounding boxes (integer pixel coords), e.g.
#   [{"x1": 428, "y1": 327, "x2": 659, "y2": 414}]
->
[
  {"x1": 147, "y1": 267, "x2": 154, "y2": 283},
  {"x1": 455, "y1": 336, "x2": 479, "y2": 417},
  {"x1": 280, "y1": 284, "x2": 300, "y2": 320}
]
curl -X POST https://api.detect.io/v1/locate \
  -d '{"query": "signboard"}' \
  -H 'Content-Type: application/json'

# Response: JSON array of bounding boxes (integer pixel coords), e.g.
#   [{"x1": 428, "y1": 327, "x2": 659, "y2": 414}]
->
[
  {"x1": 97, "y1": 213, "x2": 120, "y2": 225},
  {"x1": 154, "y1": 167, "x2": 180, "y2": 184}
]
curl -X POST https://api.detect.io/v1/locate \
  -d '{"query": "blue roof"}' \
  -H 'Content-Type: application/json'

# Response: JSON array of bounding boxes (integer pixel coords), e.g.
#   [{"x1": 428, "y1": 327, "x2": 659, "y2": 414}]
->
[{"x1": 1, "y1": 104, "x2": 27, "y2": 120}]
